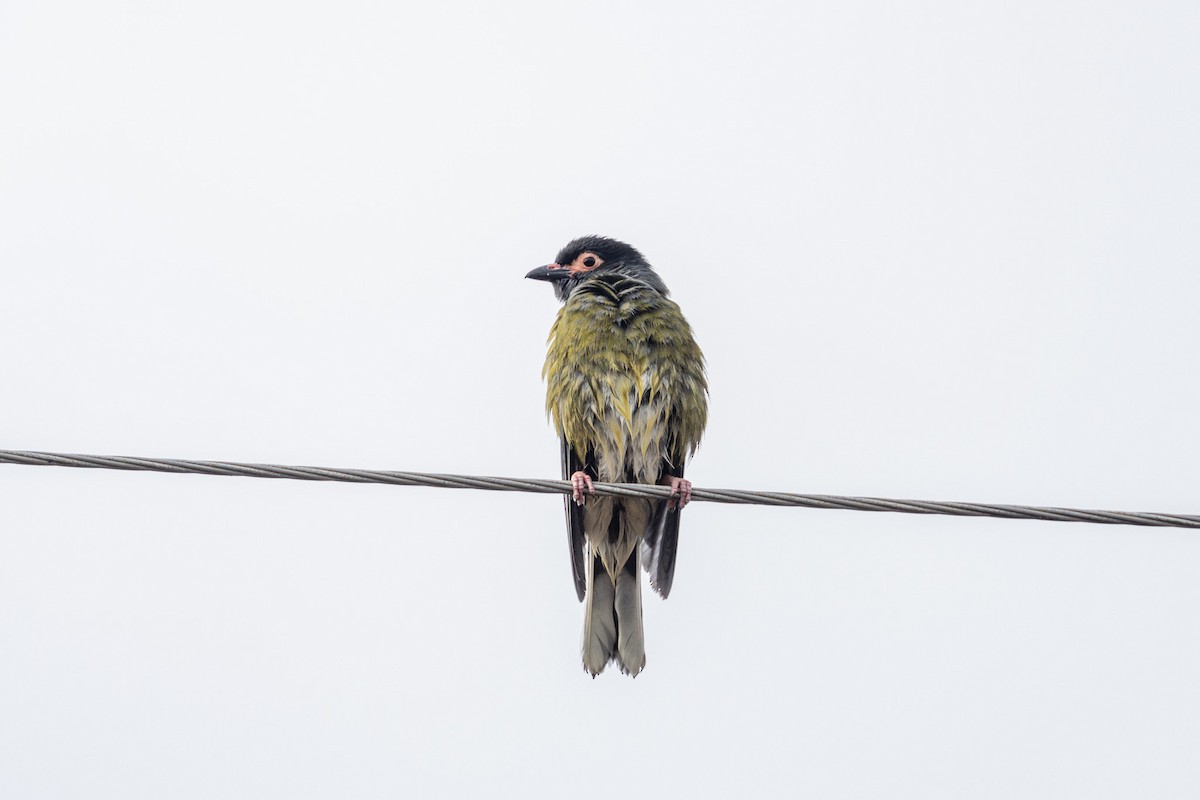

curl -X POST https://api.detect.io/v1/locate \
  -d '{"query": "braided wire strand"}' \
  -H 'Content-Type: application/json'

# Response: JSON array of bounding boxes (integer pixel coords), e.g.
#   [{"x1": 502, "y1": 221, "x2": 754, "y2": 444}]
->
[{"x1": 1, "y1": 448, "x2": 1197, "y2": 529}]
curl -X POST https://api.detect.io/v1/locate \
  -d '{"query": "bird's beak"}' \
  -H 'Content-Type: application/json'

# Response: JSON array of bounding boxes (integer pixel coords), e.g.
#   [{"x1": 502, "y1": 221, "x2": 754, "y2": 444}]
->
[{"x1": 526, "y1": 264, "x2": 566, "y2": 282}]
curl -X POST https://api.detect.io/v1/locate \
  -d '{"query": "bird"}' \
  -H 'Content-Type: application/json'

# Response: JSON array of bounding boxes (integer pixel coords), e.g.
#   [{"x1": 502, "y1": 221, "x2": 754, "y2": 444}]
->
[{"x1": 526, "y1": 236, "x2": 708, "y2": 676}]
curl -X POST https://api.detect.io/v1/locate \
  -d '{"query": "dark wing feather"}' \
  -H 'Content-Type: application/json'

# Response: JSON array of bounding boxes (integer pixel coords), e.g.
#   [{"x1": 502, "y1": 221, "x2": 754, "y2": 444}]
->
[
  {"x1": 561, "y1": 438, "x2": 587, "y2": 601},
  {"x1": 643, "y1": 463, "x2": 683, "y2": 599}
]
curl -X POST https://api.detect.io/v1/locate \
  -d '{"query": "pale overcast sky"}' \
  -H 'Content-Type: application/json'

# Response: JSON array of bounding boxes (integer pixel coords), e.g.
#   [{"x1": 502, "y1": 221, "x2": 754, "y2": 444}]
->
[{"x1": 2, "y1": 1, "x2": 1199, "y2": 797}]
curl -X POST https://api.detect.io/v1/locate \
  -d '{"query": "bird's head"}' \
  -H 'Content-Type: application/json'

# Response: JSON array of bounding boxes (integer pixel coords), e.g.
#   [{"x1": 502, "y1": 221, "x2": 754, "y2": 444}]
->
[{"x1": 525, "y1": 235, "x2": 669, "y2": 302}]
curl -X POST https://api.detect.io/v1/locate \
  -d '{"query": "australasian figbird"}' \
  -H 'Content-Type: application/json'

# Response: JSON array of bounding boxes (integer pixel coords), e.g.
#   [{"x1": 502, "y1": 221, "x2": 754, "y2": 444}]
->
[{"x1": 526, "y1": 236, "x2": 708, "y2": 677}]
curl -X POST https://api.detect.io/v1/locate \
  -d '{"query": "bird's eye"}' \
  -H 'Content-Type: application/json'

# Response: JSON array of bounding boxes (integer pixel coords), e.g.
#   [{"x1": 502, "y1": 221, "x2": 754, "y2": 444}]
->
[{"x1": 583, "y1": 256, "x2": 596, "y2": 267}]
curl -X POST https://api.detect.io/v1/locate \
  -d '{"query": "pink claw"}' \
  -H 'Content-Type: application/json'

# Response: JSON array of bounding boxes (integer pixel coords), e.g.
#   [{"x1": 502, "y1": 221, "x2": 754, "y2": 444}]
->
[
  {"x1": 570, "y1": 471, "x2": 594, "y2": 505},
  {"x1": 663, "y1": 476, "x2": 693, "y2": 510}
]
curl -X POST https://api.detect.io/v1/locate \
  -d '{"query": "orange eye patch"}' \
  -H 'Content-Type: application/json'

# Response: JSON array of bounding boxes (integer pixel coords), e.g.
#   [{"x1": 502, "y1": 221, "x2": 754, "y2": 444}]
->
[{"x1": 567, "y1": 252, "x2": 603, "y2": 274}]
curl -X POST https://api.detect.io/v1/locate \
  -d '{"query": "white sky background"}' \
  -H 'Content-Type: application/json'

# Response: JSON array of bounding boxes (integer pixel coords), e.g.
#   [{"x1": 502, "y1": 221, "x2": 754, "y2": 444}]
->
[{"x1": 2, "y1": 0, "x2": 1199, "y2": 796}]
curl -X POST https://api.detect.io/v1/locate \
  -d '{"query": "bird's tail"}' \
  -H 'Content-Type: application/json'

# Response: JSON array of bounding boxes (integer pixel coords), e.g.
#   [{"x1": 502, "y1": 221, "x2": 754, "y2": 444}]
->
[
  {"x1": 581, "y1": 550, "x2": 645, "y2": 677},
  {"x1": 615, "y1": 551, "x2": 645, "y2": 675},
  {"x1": 581, "y1": 551, "x2": 615, "y2": 676}
]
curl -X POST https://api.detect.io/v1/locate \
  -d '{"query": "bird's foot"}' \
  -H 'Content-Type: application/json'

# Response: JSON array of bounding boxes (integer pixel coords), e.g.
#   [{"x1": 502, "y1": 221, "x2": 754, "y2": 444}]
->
[
  {"x1": 662, "y1": 476, "x2": 692, "y2": 510},
  {"x1": 570, "y1": 471, "x2": 594, "y2": 505}
]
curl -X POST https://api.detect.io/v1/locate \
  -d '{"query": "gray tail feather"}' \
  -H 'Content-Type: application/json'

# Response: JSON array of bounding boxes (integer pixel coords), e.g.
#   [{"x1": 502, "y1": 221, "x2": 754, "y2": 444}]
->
[
  {"x1": 581, "y1": 553, "x2": 616, "y2": 676},
  {"x1": 581, "y1": 550, "x2": 645, "y2": 677},
  {"x1": 614, "y1": 550, "x2": 645, "y2": 676}
]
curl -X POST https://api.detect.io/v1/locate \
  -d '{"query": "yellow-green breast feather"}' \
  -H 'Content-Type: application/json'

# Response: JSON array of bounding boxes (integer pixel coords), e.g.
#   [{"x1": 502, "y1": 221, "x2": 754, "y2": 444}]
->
[{"x1": 543, "y1": 274, "x2": 707, "y2": 484}]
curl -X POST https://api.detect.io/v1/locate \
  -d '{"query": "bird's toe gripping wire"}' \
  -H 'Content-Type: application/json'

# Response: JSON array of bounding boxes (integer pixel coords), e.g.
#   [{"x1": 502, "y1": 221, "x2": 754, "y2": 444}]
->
[
  {"x1": 570, "y1": 471, "x2": 595, "y2": 505},
  {"x1": 664, "y1": 476, "x2": 693, "y2": 510}
]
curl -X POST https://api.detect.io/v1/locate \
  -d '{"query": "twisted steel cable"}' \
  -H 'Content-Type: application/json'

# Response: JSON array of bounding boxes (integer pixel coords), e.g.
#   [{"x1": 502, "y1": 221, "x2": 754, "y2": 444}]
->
[{"x1": 2, "y1": 448, "x2": 1197, "y2": 529}]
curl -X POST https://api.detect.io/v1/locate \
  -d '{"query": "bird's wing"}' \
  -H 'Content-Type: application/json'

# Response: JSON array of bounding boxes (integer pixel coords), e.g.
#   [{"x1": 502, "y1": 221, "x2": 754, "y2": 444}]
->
[
  {"x1": 561, "y1": 437, "x2": 588, "y2": 601},
  {"x1": 643, "y1": 460, "x2": 683, "y2": 599}
]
